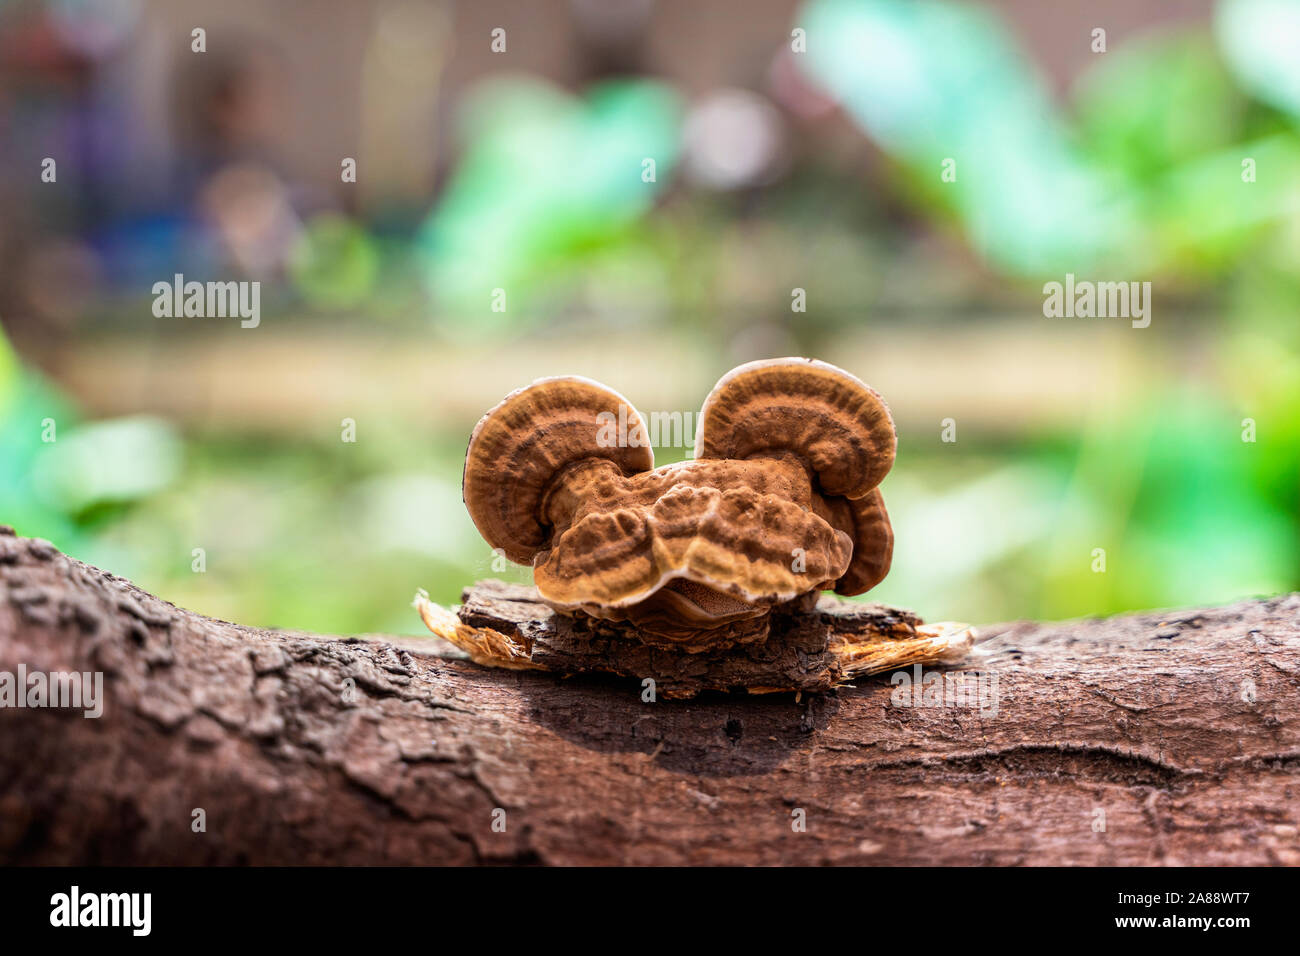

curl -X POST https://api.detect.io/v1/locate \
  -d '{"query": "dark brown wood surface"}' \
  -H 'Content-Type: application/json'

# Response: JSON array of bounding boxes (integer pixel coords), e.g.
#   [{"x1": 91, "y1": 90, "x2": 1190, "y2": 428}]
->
[
  {"x1": 431, "y1": 578, "x2": 969, "y2": 698},
  {"x1": 2, "y1": 526, "x2": 1297, "y2": 865}
]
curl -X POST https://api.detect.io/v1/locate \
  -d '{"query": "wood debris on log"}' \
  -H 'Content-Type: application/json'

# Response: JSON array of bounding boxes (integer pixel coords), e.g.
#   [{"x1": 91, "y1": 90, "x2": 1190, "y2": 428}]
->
[{"x1": 415, "y1": 580, "x2": 976, "y2": 698}]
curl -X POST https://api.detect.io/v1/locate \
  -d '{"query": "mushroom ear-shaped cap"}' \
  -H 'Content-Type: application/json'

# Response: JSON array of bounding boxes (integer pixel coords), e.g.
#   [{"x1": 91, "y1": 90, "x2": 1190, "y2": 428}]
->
[
  {"x1": 696, "y1": 358, "x2": 896, "y2": 498},
  {"x1": 463, "y1": 376, "x2": 655, "y2": 565},
  {"x1": 832, "y1": 488, "x2": 893, "y2": 596}
]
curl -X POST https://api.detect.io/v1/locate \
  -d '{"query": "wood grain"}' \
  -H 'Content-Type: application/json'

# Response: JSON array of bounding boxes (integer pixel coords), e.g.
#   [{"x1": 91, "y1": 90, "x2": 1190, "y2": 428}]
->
[{"x1": 2, "y1": 526, "x2": 1297, "y2": 865}]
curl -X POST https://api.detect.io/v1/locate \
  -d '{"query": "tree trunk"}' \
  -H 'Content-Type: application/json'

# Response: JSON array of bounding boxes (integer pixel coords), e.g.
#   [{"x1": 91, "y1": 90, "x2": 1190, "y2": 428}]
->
[{"x1": 1, "y1": 526, "x2": 1297, "y2": 865}]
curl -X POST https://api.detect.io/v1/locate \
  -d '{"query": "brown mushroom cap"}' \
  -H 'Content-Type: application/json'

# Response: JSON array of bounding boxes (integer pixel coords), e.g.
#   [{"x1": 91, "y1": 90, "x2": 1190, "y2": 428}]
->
[
  {"x1": 695, "y1": 357, "x2": 896, "y2": 499},
  {"x1": 532, "y1": 457, "x2": 854, "y2": 616},
  {"x1": 462, "y1": 376, "x2": 654, "y2": 565},
  {"x1": 617, "y1": 579, "x2": 775, "y2": 651},
  {"x1": 464, "y1": 361, "x2": 897, "y2": 648},
  {"x1": 829, "y1": 487, "x2": 894, "y2": 595}
]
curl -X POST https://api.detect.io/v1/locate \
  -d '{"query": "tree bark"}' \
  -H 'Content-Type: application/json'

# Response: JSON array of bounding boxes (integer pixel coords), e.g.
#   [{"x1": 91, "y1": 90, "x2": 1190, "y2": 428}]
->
[{"x1": 1, "y1": 526, "x2": 1297, "y2": 865}]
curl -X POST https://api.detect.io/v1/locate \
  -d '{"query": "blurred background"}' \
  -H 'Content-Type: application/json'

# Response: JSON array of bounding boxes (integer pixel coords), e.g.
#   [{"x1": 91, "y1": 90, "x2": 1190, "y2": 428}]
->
[{"x1": 1, "y1": 0, "x2": 1297, "y2": 635}]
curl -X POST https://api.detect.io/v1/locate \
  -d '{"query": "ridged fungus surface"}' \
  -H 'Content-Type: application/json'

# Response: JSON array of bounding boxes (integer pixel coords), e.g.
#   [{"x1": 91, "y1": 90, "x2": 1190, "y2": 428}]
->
[{"x1": 462, "y1": 358, "x2": 897, "y2": 651}]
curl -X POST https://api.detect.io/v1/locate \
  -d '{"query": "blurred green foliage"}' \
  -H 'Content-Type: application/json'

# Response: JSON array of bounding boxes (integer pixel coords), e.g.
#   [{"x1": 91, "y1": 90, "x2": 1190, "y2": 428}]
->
[
  {"x1": 4, "y1": 0, "x2": 1299, "y2": 633},
  {"x1": 291, "y1": 214, "x2": 382, "y2": 310},
  {"x1": 1217, "y1": 0, "x2": 1300, "y2": 117},
  {"x1": 420, "y1": 78, "x2": 682, "y2": 331},
  {"x1": 801, "y1": 0, "x2": 1125, "y2": 275}
]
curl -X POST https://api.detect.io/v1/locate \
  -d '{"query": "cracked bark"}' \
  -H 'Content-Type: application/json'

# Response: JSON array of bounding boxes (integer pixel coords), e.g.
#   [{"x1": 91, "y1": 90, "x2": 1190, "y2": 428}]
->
[{"x1": 1, "y1": 526, "x2": 1298, "y2": 865}]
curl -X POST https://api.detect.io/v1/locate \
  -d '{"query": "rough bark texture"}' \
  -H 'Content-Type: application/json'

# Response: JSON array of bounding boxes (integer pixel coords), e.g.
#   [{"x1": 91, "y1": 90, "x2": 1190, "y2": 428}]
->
[{"x1": 1, "y1": 526, "x2": 1298, "y2": 865}]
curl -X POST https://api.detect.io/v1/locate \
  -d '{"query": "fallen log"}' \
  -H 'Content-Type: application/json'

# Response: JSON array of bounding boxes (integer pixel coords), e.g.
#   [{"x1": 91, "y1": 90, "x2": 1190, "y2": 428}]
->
[{"x1": 1, "y1": 526, "x2": 1297, "y2": 865}]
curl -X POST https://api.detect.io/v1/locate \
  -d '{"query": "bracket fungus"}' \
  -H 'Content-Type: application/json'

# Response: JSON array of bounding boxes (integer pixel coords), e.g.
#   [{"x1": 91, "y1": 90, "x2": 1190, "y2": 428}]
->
[
  {"x1": 461, "y1": 358, "x2": 895, "y2": 646},
  {"x1": 420, "y1": 357, "x2": 973, "y2": 695}
]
